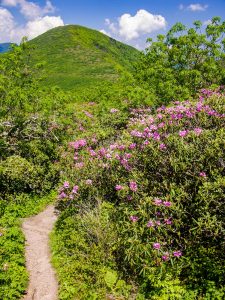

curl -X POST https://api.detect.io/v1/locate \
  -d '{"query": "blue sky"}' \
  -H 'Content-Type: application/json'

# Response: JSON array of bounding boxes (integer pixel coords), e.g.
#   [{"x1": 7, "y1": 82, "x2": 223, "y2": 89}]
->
[{"x1": 0, "y1": 0, "x2": 225, "y2": 48}]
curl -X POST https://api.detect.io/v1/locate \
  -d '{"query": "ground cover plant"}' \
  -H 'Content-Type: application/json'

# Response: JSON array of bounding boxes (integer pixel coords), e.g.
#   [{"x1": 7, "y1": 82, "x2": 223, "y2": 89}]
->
[
  {"x1": 55, "y1": 89, "x2": 225, "y2": 299},
  {"x1": 0, "y1": 17, "x2": 225, "y2": 299}
]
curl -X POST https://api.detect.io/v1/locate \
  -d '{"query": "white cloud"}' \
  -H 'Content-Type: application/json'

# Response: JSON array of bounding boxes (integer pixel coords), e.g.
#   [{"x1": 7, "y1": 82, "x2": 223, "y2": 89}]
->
[
  {"x1": 0, "y1": 7, "x2": 15, "y2": 42},
  {"x1": 100, "y1": 29, "x2": 111, "y2": 37},
  {"x1": 1, "y1": 0, "x2": 55, "y2": 20},
  {"x1": 187, "y1": 4, "x2": 208, "y2": 11},
  {"x1": 104, "y1": 10, "x2": 166, "y2": 42},
  {"x1": 118, "y1": 10, "x2": 166, "y2": 41},
  {"x1": 0, "y1": 1, "x2": 64, "y2": 43}
]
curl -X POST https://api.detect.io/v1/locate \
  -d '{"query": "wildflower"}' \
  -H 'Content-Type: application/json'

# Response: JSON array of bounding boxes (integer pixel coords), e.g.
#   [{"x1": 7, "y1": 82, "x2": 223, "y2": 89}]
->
[
  {"x1": 155, "y1": 220, "x2": 161, "y2": 226},
  {"x1": 115, "y1": 185, "x2": 123, "y2": 191},
  {"x1": 153, "y1": 243, "x2": 161, "y2": 250},
  {"x1": 173, "y1": 251, "x2": 182, "y2": 257},
  {"x1": 129, "y1": 181, "x2": 138, "y2": 192},
  {"x1": 63, "y1": 181, "x2": 70, "y2": 189},
  {"x1": 130, "y1": 216, "x2": 139, "y2": 222},
  {"x1": 127, "y1": 195, "x2": 132, "y2": 201},
  {"x1": 179, "y1": 130, "x2": 188, "y2": 137},
  {"x1": 163, "y1": 201, "x2": 172, "y2": 207}
]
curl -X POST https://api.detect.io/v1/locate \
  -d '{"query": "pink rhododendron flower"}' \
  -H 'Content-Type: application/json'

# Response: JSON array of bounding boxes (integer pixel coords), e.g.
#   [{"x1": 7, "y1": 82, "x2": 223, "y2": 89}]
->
[
  {"x1": 115, "y1": 185, "x2": 123, "y2": 191},
  {"x1": 179, "y1": 130, "x2": 188, "y2": 137},
  {"x1": 63, "y1": 181, "x2": 70, "y2": 189},
  {"x1": 153, "y1": 243, "x2": 161, "y2": 250},
  {"x1": 199, "y1": 171, "x2": 207, "y2": 177},
  {"x1": 154, "y1": 198, "x2": 162, "y2": 206},
  {"x1": 72, "y1": 185, "x2": 79, "y2": 194},
  {"x1": 173, "y1": 251, "x2": 182, "y2": 257},
  {"x1": 58, "y1": 192, "x2": 67, "y2": 199},
  {"x1": 155, "y1": 220, "x2": 161, "y2": 226},
  {"x1": 162, "y1": 253, "x2": 170, "y2": 261},
  {"x1": 159, "y1": 143, "x2": 167, "y2": 150},
  {"x1": 130, "y1": 216, "x2": 139, "y2": 222},
  {"x1": 194, "y1": 128, "x2": 203, "y2": 135},
  {"x1": 164, "y1": 218, "x2": 172, "y2": 225},
  {"x1": 129, "y1": 143, "x2": 136, "y2": 150},
  {"x1": 163, "y1": 201, "x2": 172, "y2": 207},
  {"x1": 129, "y1": 181, "x2": 138, "y2": 192},
  {"x1": 147, "y1": 220, "x2": 154, "y2": 227}
]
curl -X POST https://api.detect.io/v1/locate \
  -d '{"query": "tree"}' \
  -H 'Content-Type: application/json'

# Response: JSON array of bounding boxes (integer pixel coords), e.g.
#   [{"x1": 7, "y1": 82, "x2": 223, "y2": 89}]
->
[{"x1": 133, "y1": 17, "x2": 225, "y2": 104}]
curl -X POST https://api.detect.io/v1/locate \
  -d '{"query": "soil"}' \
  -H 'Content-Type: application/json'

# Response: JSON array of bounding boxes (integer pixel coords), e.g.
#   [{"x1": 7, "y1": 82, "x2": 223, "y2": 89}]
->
[{"x1": 22, "y1": 205, "x2": 58, "y2": 300}]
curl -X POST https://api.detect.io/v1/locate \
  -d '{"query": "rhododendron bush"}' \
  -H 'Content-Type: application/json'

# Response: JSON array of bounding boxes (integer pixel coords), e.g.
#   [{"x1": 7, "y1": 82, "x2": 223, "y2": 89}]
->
[{"x1": 56, "y1": 89, "x2": 225, "y2": 297}]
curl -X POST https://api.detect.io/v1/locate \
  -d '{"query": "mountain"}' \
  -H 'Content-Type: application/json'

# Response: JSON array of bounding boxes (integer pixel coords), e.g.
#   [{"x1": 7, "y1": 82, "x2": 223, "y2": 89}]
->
[
  {"x1": 0, "y1": 43, "x2": 13, "y2": 53},
  {"x1": 28, "y1": 25, "x2": 140, "y2": 91}
]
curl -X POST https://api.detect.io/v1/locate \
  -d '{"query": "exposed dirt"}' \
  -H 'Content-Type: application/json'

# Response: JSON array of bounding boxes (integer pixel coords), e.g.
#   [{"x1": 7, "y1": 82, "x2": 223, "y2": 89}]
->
[{"x1": 22, "y1": 205, "x2": 58, "y2": 300}]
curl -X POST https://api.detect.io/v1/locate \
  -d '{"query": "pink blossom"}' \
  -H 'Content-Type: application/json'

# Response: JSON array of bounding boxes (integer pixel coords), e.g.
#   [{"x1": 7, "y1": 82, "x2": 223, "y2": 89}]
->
[
  {"x1": 179, "y1": 130, "x2": 188, "y2": 137},
  {"x1": 159, "y1": 143, "x2": 167, "y2": 150},
  {"x1": 127, "y1": 195, "x2": 132, "y2": 201},
  {"x1": 72, "y1": 185, "x2": 79, "y2": 194},
  {"x1": 154, "y1": 198, "x2": 162, "y2": 206},
  {"x1": 199, "y1": 171, "x2": 207, "y2": 177},
  {"x1": 163, "y1": 201, "x2": 172, "y2": 207},
  {"x1": 75, "y1": 162, "x2": 84, "y2": 169},
  {"x1": 129, "y1": 181, "x2": 138, "y2": 192},
  {"x1": 194, "y1": 128, "x2": 203, "y2": 135},
  {"x1": 173, "y1": 251, "x2": 182, "y2": 257},
  {"x1": 130, "y1": 216, "x2": 139, "y2": 222},
  {"x1": 153, "y1": 243, "x2": 161, "y2": 250},
  {"x1": 164, "y1": 218, "x2": 172, "y2": 225},
  {"x1": 147, "y1": 220, "x2": 154, "y2": 228},
  {"x1": 129, "y1": 143, "x2": 136, "y2": 150},
  {"x1": 162, "y1": 253, "x2": 170, "y2": 261},
  {"x1": 58, "y1": 192, "x2": 67, "y2": 199},
  {"x1": 155, "y1": 220, "x2": 161, "y2": 226},
  {"x1": 63, "y1": 181, "x2": 70, "y2": 189},
  {"x1": 115, "y1": 185, "x2": 123, "y2": 191}
]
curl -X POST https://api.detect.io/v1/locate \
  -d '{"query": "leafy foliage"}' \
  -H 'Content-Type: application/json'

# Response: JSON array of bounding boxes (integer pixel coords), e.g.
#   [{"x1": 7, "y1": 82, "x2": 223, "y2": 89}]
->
[
  {"x1": 56, "y1": 90, "x2": 225, "y2": 298},
  {"x1": 132, "y1": 17, "x2": 225, "y2": 104}
]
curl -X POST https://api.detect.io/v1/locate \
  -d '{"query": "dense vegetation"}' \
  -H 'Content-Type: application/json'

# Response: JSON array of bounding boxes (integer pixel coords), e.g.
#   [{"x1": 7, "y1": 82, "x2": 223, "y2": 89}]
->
[{"x1": 0, "y1": 18, "x2": 224, "y2": 299}]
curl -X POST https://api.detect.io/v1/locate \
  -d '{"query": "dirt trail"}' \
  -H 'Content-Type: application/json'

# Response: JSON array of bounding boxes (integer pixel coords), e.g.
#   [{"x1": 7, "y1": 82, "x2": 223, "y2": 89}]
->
[{"x1": 22, "y1": 205, "x2": 58, "y2": 300}]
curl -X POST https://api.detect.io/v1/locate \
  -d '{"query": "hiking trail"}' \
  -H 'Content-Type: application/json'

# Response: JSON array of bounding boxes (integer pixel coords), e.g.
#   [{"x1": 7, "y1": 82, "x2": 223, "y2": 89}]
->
[{"x1": 22, "y1": 205, "x2": 58, "y2": 300}]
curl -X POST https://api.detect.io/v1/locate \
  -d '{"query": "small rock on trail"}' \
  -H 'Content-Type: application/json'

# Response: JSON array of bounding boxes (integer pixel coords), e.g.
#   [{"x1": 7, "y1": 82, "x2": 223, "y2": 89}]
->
[{"x1": 22, "y1": 205, "x2": 58, "y2": 300}]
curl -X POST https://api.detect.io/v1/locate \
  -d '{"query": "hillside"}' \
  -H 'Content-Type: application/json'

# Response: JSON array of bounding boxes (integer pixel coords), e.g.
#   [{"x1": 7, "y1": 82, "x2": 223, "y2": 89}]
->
[{"x1": 28, "y1": 25, "x2": 140, "y2": 91}]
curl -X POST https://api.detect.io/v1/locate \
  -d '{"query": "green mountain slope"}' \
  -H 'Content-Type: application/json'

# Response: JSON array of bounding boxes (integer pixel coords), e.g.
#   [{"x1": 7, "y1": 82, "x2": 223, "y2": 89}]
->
[{"x1": 28, "y1": 25, "x2": 140, "y2": 91}]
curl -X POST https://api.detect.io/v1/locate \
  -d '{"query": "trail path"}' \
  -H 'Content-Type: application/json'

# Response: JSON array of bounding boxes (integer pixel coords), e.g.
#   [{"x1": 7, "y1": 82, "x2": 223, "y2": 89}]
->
[{"x1": 22, "y1": 205, "x2": 58, "y2": 300}]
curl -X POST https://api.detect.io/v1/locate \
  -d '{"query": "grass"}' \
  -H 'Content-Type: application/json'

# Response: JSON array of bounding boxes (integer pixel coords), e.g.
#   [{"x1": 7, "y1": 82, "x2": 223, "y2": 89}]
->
[{"x1": 28, "y1": 25, "x2": 140, "y2": 91}]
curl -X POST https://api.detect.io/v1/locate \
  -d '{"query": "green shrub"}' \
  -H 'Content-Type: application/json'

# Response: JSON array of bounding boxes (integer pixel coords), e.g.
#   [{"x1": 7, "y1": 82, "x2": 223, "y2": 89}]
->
[{"x1": 56, "y1": 90, "x2": 225, "y2": 297}]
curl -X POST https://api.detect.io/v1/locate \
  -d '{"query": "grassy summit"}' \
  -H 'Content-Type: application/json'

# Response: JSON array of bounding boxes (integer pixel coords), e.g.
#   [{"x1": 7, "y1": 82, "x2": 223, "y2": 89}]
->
[{"x1": 29, "y1": 25, "x2": 140, "y2": 91}]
